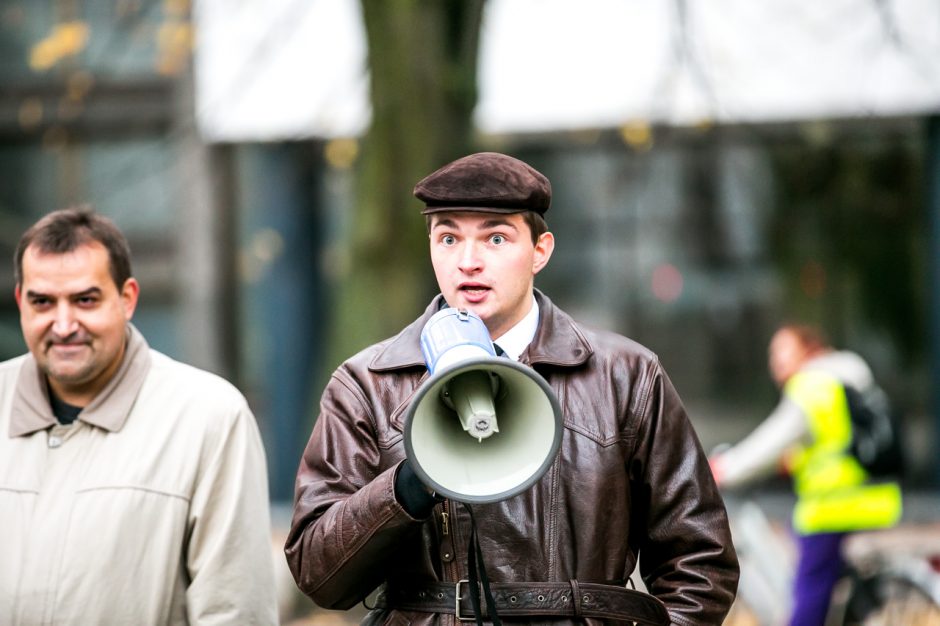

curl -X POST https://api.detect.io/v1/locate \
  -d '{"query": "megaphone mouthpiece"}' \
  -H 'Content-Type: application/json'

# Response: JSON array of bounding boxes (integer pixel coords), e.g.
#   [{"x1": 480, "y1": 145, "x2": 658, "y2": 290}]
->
[{"x1": 444, "y1": 370, "x2": 500, "y2": 441}]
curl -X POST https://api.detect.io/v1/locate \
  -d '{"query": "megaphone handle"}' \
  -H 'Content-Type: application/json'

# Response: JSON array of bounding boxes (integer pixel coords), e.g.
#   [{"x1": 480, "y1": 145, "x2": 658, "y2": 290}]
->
[{"x1": 464, "y1": 503, "x2": 503, "y2": 626}]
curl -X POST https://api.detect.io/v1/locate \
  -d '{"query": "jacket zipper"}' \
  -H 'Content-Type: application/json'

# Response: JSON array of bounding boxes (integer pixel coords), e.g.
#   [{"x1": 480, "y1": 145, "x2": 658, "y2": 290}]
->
[{"x1": 441, "y1": 499, "x2": 458, "y2": 626}]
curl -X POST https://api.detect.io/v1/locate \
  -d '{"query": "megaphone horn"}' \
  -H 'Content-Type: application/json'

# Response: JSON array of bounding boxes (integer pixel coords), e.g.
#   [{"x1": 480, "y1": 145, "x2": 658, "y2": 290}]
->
[{"x1": 404, "y1": 307, "x2": 563, "y2": 504}]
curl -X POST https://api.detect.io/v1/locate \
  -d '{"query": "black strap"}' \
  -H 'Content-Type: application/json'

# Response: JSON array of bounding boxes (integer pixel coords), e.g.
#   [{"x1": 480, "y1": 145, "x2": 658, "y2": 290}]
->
[{"x1": 464, "y1": 503, "x2": 502, "y2": 626}]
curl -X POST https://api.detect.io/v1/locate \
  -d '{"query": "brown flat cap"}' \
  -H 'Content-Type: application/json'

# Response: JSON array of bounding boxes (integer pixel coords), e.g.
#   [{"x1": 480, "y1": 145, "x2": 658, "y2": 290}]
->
[{"x1": 414, "y1": 152, "x2": 551, "y2": 215}]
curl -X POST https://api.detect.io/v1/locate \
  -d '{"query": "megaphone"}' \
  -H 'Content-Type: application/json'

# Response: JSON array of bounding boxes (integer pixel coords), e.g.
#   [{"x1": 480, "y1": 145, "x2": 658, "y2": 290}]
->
[{"x1": 404, "y1": 307, "x2": 563, "y2": 504}]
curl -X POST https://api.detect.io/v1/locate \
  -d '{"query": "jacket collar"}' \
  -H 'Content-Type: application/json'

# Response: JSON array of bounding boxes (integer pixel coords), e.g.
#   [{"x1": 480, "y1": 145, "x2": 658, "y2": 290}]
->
[
  {"x1": 369, "y1": 289, "x2": 593, "y2": 372},
  {"x1": 9, "y1": 324, "x2": 153, "y2": 437}
]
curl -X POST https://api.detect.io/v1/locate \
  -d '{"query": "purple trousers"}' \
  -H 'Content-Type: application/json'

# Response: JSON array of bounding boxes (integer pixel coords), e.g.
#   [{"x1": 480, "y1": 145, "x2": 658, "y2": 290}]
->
[{"x1": 789, "y1": 531, "x2": 847, "y2": 626}]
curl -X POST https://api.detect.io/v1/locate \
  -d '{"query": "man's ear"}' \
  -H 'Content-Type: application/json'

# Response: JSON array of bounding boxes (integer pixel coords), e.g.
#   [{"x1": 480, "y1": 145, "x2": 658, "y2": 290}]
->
[
  {"x1": 14, "y1": 285, "x2": 21, "y2": 309},
  {"x1": 120, "y1": 278, "x2": 140, "y2": 320},
  {"x1": 532, "y1": 231, "x2": 555, "y2": 275}
]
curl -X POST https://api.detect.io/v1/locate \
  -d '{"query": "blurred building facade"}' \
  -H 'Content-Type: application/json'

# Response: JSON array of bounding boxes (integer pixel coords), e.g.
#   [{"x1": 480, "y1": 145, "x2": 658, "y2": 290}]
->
[{"x1": 0, "y1": 1, "x2": 937, "y2": 505}]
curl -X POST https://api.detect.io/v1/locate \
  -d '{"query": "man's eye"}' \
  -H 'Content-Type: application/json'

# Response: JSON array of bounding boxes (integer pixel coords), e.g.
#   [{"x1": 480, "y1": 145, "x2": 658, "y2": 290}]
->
[
  {"x1": 491, "y1": 234, "x2": 506, "y2": 245},
  {"x1": 442, "y1": 235, "x2": 456, "y2": 245},
  {"x1": 30, "y1": 298, "x2": 51, "y2": 308}
]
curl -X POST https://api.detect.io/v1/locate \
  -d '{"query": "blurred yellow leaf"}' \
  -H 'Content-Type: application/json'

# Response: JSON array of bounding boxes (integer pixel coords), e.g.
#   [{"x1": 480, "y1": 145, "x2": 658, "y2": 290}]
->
[
  {"x1": 56, "y1": 22, "x2": 90, "y2": 55},
  {"x1": 156, "y1": 21, "x2": 193, "y2": 75},
  {"x1": 28, "y1": 21, "x2": 90, "y2": 71},
  {"x1": 619, "y1": 120, "x2": 654, "y2": 152},
  {"x1": 325, "y1": 139, "x2": 360, "y2": 170}
]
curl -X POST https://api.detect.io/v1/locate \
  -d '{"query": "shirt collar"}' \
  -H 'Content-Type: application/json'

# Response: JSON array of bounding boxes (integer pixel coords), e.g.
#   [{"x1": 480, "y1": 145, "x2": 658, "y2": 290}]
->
[
  {"x1": 369, "y1": 289, "x2": 592, "y2": 372},
  {"x1": 490, "y1": 296, "x2": 539, "y2": 361},
  {"x1": 9, "y1": 324, "x2": 153, "y2": 437}
]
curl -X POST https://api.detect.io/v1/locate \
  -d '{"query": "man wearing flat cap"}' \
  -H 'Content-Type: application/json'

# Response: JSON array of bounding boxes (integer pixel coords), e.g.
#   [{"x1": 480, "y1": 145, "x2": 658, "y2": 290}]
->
[{"x1": 286, "y1": 152, "x2": 739, "y2": 625}]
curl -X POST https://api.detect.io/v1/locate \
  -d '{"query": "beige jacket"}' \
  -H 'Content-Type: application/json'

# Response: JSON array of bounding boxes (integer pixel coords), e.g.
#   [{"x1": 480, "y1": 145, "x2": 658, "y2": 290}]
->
[{"x1": 0, "y1": 326, "x2": 278, "y2": 625}]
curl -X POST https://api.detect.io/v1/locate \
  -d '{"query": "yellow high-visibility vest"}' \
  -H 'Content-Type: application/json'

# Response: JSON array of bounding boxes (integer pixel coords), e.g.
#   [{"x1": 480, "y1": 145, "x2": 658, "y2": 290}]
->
[{"x1": 785, "y1": 371, "x2": 902, "y2": 535}]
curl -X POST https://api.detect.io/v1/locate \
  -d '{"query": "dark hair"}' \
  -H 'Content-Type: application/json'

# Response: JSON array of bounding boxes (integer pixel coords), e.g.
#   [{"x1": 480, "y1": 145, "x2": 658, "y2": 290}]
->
[
  {"x1": 14, "y1": 206, "x2": 133, "y2": 289},
  {"x1": 426, "y1": 210, "x2": 549, "y2": 245},
  {"x1": 520, "y1": 211, "x2": 548, "y2": 244}
]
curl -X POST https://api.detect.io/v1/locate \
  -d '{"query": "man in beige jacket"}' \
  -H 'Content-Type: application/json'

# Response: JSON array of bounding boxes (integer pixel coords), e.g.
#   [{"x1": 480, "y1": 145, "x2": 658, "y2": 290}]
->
[{"x1": 0, "y1": 207, "x2": 278, "y2": 625}]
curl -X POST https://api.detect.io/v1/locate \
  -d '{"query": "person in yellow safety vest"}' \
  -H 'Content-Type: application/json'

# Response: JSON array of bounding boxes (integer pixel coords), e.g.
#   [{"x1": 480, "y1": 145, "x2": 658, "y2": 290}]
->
[{"x1": 710, "y1": 324, "x2": 902, "y2": 626}]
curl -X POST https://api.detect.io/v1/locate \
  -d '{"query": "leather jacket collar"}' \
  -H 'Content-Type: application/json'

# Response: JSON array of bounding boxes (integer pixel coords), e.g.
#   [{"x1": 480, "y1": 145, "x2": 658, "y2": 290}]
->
[{"x1": 368, "y1": 290, "x2": 593, "y2": 373}]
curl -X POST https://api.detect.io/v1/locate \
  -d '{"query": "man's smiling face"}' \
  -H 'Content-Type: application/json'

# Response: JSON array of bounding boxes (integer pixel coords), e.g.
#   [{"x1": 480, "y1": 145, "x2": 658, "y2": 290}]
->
[
  {"x1": 15, "y1": 242, "x2": 138, "y2": 405},
  {"x1": 429, "y1": 211, "x2": 553, "y2": 340}
]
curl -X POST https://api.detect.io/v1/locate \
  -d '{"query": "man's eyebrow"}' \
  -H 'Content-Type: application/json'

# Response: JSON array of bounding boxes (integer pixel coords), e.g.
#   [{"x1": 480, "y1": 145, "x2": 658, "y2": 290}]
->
[
  {"x1": 430, "y1": 216, "x2": 518, "y2": 231},
  {"x1": 431, "y1": 217, "x2": 458, "y2": 230},
  {"x1": 24, "y1": 286, "x2": 103, "y2": 299},
  {"x1": 72, "y1": 287, "x2": 103, "y2": 298},
  {"x1": 480, "y1": 218, "x2": 516, "y2": 230}
]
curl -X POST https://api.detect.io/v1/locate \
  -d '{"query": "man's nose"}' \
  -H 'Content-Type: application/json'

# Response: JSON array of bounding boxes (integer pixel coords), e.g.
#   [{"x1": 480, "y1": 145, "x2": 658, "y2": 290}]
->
[
  {"x1": 457, "y1": 242, "x2": 483, "y2": 272},
  {"x1": 51, "y1": 303, "x2": 78, "y2": 337}
]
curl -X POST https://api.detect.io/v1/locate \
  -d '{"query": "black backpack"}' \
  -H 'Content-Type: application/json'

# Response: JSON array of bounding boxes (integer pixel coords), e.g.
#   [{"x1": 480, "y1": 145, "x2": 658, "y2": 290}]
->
[{"x1": 843, "y1": 384, "x2": 904, "y2": 479}]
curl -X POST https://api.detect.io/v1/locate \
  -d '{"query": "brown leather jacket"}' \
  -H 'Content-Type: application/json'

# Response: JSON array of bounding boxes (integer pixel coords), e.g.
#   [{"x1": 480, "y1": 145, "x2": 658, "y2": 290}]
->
[{"x1": 286, "y1": 292, "x2": 738, "y2": 625}]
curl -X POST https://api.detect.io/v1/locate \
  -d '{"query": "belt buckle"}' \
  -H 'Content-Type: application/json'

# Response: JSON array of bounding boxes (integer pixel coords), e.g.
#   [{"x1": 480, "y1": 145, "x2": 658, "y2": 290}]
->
[{"x1": 455, "y1": 579, "x2": 473, "y2": 621}]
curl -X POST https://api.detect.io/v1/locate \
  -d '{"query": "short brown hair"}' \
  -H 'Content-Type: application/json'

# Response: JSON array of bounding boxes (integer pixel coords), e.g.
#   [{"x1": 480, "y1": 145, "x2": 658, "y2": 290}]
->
[
  {"x1": 14, "y1": 206, "x2": 133, "y2": 289},
  {"x1": 426, "y1": 210, "x2": 548, "y2": 245},
  {"x1": 520, "y1": 211, "x2": 548, "y2": 244}
]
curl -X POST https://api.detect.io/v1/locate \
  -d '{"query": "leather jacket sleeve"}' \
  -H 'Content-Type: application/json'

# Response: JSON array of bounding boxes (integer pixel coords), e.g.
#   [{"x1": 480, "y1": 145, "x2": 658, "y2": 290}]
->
[
  {"x1": 629, "y1": 359, "x2": 739, "y2": 625},
  {"x1": 284, "y1": 366, "x2": 423, "y2": 610}
]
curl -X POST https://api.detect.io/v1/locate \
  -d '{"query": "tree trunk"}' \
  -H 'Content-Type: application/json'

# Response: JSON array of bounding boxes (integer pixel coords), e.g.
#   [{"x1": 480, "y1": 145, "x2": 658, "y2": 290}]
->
[{"x1": 326, "y1": 1, "x2": 485, "y2": 371}]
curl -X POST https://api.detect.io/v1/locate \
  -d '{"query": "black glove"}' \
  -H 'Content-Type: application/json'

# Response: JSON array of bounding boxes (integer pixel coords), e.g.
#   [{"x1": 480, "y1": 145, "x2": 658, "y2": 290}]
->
[{"x1": 394, "y1": 459, "x2": 443, "y2": 518}]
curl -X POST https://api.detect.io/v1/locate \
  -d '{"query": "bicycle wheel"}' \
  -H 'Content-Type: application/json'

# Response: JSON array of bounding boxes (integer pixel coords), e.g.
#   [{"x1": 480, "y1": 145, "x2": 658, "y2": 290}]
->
[{"x1": 841, "y1": 572, "x2": 940, "y2": 626}]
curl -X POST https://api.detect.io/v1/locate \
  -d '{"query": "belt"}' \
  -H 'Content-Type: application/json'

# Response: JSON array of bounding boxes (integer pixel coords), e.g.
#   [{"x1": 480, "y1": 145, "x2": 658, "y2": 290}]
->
[{"x1": 375, "y1": 579, "x2": 670, "y2": 625}]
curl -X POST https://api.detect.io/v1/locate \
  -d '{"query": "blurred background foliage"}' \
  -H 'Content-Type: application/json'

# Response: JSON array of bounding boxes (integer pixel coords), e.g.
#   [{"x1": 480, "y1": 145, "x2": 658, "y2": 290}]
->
[
  {"x1": 770, "y1": 134, "x2": 927, "y2": 365},
  {"x1": 0, "y1": 1, "x2": 936, "y2": 508}
]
